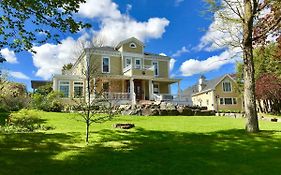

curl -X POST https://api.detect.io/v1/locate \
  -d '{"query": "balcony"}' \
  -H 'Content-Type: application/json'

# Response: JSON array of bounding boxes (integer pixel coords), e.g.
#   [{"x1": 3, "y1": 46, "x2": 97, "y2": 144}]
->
[{"x1": 123, "y1": 64, "x2": 154, "y2": 77}]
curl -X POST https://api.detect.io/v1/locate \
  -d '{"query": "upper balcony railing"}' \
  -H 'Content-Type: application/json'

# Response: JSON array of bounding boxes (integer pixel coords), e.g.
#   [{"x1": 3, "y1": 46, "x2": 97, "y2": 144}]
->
[{"x1": 123, "y1": 64, "x2": 154, "y2": 73}]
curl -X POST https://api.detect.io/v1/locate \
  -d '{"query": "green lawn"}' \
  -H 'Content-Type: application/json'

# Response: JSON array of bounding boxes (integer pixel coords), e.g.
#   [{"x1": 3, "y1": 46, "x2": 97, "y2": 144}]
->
[{"x1": 1, "y1": 112, "x2": 281, "y2": 175}]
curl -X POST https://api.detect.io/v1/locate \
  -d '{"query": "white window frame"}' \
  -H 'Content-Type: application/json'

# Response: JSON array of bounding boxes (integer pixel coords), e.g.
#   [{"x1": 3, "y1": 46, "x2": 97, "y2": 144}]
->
[
  {"x1": 135, "y1": 58, "x2": 142, "y2": 69},
  {"x1": 222, "y1": 81, "x2": 232, "y2": 92},
  {"x1": 73, "y1": 81, "x2": 84, "y2": 98},
  {"x1": 129, "y1": 42, "x2": 137, "y2": 48},
  {"x1": 125, "y1": 57, "x2": 132, "y2": 68},
  {"x1": 153, "y1": 83, "x2": 160, "y2": 94},
  {"x1": 152, "y1": 61, "x2": 159, "y2": 76},
  {"x1": 59, "y1": 81, "x2": 70, "y2": 98},
  {"x1": 102, "y1": 57, "x2": 110, "y2": 73},
  {"x1": 219, "y1": 97, "x2": 237, "y2": 105}
]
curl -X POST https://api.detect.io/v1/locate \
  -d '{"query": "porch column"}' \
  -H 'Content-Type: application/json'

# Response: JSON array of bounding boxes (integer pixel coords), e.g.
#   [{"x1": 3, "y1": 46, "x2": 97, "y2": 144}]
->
[
  {"x1": 130, "y1": 78, "x2": 136, "y2": 106},
  {"x1": 178, "y1": 81, "x2": 181, "y2": 101},
  {"x1": 148, "y1": 80, "x2": 152, "y2": 100},
  {"x1": 121, "y1": 80, "x2": 124, "y2": 93}
]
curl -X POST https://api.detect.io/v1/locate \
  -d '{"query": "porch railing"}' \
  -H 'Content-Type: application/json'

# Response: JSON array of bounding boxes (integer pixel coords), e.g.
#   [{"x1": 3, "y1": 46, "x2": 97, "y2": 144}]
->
[
  {"x1": 103, "y1": 92, "x2": 131, "y2": 100},
  {"x1": 153, "y1": 93, "x2": 191, "y2": 104}
]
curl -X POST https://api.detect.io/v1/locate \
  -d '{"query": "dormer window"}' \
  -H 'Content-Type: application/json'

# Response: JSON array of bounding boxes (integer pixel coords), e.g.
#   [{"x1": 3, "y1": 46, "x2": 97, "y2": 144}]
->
[{"x1": 129, "y1": 42, "x2": 137, "y2": 48}]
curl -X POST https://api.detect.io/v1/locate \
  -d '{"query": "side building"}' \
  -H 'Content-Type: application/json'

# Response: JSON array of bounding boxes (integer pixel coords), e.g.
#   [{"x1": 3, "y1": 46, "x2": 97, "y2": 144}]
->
[{"x1": 183, "y1": 74, "x2": 243, "y2": 112}]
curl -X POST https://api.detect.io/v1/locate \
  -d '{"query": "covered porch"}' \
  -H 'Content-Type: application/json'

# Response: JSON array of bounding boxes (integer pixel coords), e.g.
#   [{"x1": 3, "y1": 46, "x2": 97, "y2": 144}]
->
[{"x1": 92, "y1": 75, "x2": 184, "y2": 105}]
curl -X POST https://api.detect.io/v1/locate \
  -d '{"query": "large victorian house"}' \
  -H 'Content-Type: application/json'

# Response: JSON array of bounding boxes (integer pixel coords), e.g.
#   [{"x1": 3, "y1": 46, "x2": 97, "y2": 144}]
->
[{"x1": 52, "y1": 37, "x2": 183, "y2": 105}]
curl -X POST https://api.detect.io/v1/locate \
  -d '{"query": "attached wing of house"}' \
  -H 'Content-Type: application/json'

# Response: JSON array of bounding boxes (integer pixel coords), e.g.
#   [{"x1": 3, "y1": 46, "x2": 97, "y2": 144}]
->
[
  {"x1": 52, "y1": 37, "x2": 182, "y2": 105},
  {"x1": 183, "y1": 74, "x2": 243, "y2": 111}
]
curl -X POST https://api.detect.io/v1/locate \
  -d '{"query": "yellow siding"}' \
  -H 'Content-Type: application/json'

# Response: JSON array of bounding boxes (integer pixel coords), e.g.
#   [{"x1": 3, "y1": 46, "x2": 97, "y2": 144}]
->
[
  {"x1": 122, "y1": 42, "x2": 143, "y2": 54},
  {"x1": 158, "y1": 61, "x2": 169, "y2": 78},
  {"x1": 90, "y1": 54, "x2": 122, "y2": 76},
  {"x1": 214, "y1": 77, "x2": 243, "y2": 111},
  {"x1": 159, "y1": 82, "x2": 169, "y2": 94}
]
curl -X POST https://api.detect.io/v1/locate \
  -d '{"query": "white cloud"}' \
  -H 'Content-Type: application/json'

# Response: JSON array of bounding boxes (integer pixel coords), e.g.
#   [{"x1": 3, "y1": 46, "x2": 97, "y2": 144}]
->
[
  {"x1": 0, "y1": 48, "x2": 18, "y2": 64},
  {"x1": 78, "y1": 0, "x2": 121, "y2": 19},
  {"x1": 170, "y1": 58, "x2": 176, "y2": 72},
  {"x1": 197, "y1": 0, "x2": 242, "y2": 51},
  {"x1": 10, "y1": 71, "x2": 30, "y2": 80},
  {"x1": 32, "y1": 36, "x2": 86, "y2": 80},
  {"x1": 180, "y1": 48, "x2": 242, "y2": 76},
  {"x1": 78, "y1": 0, "x2": 169, "y2": 46},
  {"x1": 172, "y1": 46, "x2": 189, "y2": 57},
  {"x1": 94, "y1": 16, "x2": 169, "y2": 46},
  {"x1": 159, "y1": 53, "x2": 167, "y2": 56},
  {"x1": 175, "y1": 0, "x2": 184, "y2": 6}
]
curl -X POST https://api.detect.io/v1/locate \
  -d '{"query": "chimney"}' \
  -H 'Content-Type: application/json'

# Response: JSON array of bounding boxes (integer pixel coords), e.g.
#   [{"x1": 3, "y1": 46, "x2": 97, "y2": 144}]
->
[{"x1": 198, "y1": 75, "x2": 206, "y2": 92}]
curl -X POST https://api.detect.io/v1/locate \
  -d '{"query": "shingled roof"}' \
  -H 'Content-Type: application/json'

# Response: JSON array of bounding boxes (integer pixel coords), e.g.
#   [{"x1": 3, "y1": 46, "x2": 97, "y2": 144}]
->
[{"x1": 183, "y1": 74, "x2": 236, "y2": 96}]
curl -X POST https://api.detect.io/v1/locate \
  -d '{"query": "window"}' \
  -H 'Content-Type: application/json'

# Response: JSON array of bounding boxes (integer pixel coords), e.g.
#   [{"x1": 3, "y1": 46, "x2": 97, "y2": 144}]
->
[
  {"x1": 223, "y1": 81, "x2": 232, "y2": 92},
  {"x1": 135, "y1": 59, "x2": 141, "y2": 69},
  {"x1": 59, "y1": 81, "x2": 70, "y2": 97},
  {"x1": 224, "y1": 98, "x2": 232, "y2": 104},
  {"x1": 153, "y1": 83, "x2": 159, "y2": 94},
  {"x1": 233, "y1": 98, "x2": 237, "y2": 104},
  {"x1": 103, "y1": 82, "x2": 109, "y2": 92},
  {"x1": 152, "y1": 61, "x2": 159, "y2": 76},
  {"x1": 129, "y1": 42, "x2": 136, "y2": 48},
  {"x1": 125, "y1": 57, "x2": 131, "y2": 68},
  {"x1": 219, "y1": 98, "x2": 237, "y2": 105},
  {"x1": 74, "y1": 82, "x2": 83, "y2": 98},
  {"x1": 102, "y1": 57, "x2": 110, "y2": 73},
  {"x1": 220, "y1": 98, "x2": 224, "y2": 105},
  {"x1": 206, "y1": 99, "x2": 209, "y2": 106}
]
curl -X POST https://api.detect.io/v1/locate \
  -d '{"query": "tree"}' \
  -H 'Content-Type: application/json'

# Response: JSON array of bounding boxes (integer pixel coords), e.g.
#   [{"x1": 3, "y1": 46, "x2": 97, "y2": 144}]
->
[
  {"x1": 72, "y1": 51, "x2": 120, "y2": 143},
  {"x1": 256, "y1": 73, "x2": 281, "y2": 114},
  {"x1": 0, "y1": 0, "x2": 90, "y2": 58},
  {"x1": 205, "y1": 0, "x2": 281, "y2": 132}
]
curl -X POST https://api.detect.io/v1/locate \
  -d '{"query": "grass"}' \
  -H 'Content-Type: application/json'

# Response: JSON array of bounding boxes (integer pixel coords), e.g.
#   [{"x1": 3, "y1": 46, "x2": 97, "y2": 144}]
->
[{"x1": 1, "y1": 112, "x2": 281, "y2": 175}]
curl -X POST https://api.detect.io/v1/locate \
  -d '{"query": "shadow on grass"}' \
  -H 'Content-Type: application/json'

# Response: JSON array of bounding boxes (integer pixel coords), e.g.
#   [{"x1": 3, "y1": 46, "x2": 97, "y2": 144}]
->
[
  {"x1": 1, "y1": 128, "x2": 281, "y2": 175},
  {"x1": 0, "y1": 112, "x2": 9, "y2": 125}
]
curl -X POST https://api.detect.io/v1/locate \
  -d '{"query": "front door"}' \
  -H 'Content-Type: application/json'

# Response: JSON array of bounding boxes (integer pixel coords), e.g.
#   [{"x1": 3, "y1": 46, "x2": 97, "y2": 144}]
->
[{"x1": 134, "y1": 80, "x2": 143, "y2": 100}]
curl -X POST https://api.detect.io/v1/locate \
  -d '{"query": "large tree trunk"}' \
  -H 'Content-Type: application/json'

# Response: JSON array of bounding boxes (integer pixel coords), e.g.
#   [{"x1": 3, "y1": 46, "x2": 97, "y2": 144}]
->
[{"x1": 243, "y1": 0, "x2": 259, "y2": 133}]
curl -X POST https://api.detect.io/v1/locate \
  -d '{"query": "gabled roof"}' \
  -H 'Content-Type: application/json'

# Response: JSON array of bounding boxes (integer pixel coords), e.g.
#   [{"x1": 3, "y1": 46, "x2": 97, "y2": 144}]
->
[
  {"x1": 183, "y1": 74, "x2": 236, "y2": 96},
  {"x1": 115, "y1": 37, "x2": 144, "y2": 49}
]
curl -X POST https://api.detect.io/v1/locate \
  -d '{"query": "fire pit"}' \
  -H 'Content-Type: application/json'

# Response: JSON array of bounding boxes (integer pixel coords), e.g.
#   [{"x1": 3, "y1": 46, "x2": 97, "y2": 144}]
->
[{"x1": 114, "y1": 123, "x2": 135, "y2": 129}]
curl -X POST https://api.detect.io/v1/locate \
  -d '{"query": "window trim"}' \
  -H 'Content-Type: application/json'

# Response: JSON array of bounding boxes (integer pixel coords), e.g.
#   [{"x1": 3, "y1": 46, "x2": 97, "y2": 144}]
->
[
  {"x1": 152, "y1": 61, "x2": 159, "y2": 76},
  {"x1": 102, "y1": 57, "x2": 110, "y2": 73},
  {"x1": 135, "y1": 58, "x2": 142, "y2": 69},
  {"x1": 222, "y1": 81, "x2": 232, "y2": 92},
  {"x1": 219, "y1": 97, "x2": 238, "y2": 105},
  {"x1": 73, "y1": 81, "x2": 84, "y2": 98},
  {"x1": 125, "y1": 57, "x2": 132, "y2": 68},
  {"x1": 129, "y1": 42, "x2": 137, "y2": 48},
  {"x1": 59, "y1": 80, "x2": 70, "y2": 98}
]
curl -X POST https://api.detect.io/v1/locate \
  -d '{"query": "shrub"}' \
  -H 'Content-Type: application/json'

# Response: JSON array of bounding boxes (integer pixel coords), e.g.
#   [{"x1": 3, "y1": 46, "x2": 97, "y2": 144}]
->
[
  {"x1": 30, "y1": 91, "x2": 64, "y2": 112},
  {"x1": 6, "y1": 109, "x2": 43, "y2": 132}
]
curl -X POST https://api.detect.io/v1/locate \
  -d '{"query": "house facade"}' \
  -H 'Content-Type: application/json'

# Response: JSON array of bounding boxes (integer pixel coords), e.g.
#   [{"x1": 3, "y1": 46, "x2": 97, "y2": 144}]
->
[
  {"x1": 52, "y1": 37, "x2": 182, "y2": 105},
  {"x1": 183, "y1": 74, "x2": 243, "y2": 112}
]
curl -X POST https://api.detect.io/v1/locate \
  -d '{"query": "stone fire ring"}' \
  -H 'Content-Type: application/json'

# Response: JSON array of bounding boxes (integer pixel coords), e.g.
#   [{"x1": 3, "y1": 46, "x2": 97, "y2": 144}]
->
[{"x1": 114, "y1": 123, "x2": 135, "y2": 129}]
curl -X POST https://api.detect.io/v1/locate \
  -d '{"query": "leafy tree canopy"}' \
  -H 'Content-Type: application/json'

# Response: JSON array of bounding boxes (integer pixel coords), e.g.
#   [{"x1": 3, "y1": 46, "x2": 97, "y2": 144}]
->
[{"x1": 0, "y1": 0, "x2": 91, "y2": 58}]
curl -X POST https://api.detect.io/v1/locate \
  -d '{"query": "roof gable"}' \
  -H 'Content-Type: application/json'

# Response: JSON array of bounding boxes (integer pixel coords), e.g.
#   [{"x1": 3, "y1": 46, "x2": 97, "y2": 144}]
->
[{"x1": 115, "y1": 37, "x2": 144, "y2": 49}]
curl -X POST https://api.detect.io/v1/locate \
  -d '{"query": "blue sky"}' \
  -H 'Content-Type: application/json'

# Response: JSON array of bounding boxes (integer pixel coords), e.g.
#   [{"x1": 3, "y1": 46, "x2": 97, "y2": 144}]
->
[{"x1": 1, "y1": 0, "x2": 241, "y2": 93}]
